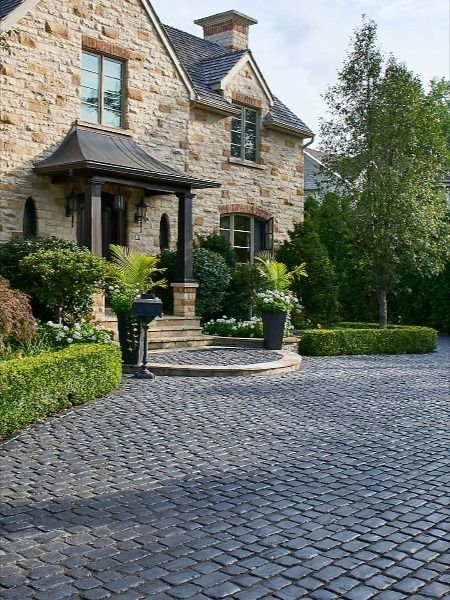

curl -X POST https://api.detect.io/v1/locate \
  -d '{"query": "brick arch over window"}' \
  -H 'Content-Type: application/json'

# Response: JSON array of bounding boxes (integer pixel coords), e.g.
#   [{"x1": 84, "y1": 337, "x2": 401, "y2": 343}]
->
[{"x1": 218, "y1": 204, "x2": 273, "y2": 222}]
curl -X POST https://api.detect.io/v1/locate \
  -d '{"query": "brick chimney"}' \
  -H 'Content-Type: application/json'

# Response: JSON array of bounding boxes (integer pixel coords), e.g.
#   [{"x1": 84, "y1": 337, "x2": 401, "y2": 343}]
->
[{"x1": 194, "y1": 10, "x2": 257, "y2": 53}]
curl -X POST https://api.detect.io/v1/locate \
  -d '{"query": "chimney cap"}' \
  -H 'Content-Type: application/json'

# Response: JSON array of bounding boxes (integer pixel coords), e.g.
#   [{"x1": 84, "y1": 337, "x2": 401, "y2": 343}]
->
[{"x1": 194, "y1": 10, "x2": 258, "y2": 28}]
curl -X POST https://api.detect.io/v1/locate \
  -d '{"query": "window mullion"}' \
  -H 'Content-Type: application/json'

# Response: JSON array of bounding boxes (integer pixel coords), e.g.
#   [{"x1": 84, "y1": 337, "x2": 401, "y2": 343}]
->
[
  {"x1": 99, "y1": 56, "x2": 104, "y2": 124},
  {"x1": 241, "y1": 107, "x2": 245, "y2": 160}
]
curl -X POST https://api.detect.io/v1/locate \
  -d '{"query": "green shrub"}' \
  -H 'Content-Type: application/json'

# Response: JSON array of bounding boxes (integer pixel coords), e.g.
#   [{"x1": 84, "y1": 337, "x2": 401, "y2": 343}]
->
[
  {"x1": 0, "y1": 237, "x2": 108, "y2": 323},
  {"x1": 196, "y1": 233, "x2": 236, "y2": 268},
  {"x1": 223, "y1": 262, "x2": 264, "y2": 320},
  {"x1": 0, "y1": 236, "x2": 78, "y2": 288},
  {"x1": 298, "y1": 326, "x2": 437, "y2": 356},
  {"x1": 0, "y1": 343, "x2": 122, "y2": 439},
  {"x1": 276, "y1": 217, "x2": 340, "y2": 324},
  {"x1": 158, "y1": 249, "x2": 231, "y2": 319}
]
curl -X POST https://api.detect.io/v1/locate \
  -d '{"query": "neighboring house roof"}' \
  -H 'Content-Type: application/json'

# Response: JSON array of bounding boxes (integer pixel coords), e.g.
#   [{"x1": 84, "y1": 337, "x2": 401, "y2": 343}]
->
[
  {"x1": 164, "y1": 24, "x2": 313, "y2": 136},
  {"x1": 304, "y1": 148, "x2": 340, "y2": 195},
  {"x1": 34, "y1": 123, "x2": 220, "y2": 189}
]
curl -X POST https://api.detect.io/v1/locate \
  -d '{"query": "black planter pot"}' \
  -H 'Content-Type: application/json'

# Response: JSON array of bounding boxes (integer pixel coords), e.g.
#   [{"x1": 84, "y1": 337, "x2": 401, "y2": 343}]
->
[
  {"x1": 117, "y1": 313, "x2": 144, "y2": 365},
  {"x1": 262, "y1": 311, "x2": 287, "y2": 350}
]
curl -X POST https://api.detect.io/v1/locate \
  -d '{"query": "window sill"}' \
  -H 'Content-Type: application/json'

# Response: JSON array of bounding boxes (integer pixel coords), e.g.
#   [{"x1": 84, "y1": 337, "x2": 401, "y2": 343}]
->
[
  {"x1": 228, "y1": 157, "x2": 266, "y2": 170},
  {"x1": 76, "y1": 119, "x2": 131, "y2": 136}
]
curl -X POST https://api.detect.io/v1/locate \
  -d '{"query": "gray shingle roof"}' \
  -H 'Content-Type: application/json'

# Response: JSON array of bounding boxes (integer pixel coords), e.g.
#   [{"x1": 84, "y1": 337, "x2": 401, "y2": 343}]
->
[
  {"x1": 164, "y1": 25, "x2": 239, "y2": 114},
  {"x1": 0, "y1": 0, "x2": 24, "y2": 21},
  {"x1": 164, "y1": 24, "x2": 313, "y2": 136},
  {"x1": 201, "y1": 51, "x2": 246, "y2": 85}
]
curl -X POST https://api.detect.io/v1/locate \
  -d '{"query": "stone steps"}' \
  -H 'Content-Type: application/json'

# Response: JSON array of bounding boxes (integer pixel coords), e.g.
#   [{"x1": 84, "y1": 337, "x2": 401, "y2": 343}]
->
[
  {"x1": 148, "y1": 316, "x2": 211, "y2": 350},
  {"x1": 148, "y1": 336, "x2": 214, "y2": 350}
]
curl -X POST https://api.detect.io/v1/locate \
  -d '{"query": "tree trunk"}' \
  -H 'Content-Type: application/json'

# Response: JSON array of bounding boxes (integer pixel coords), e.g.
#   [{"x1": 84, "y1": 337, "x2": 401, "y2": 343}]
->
[{"x1": 377, "y1": 288, "x2": 388, "y2": 329}]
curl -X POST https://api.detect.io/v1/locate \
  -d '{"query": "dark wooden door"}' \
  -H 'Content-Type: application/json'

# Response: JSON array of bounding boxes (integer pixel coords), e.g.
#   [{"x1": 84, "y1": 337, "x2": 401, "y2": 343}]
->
[{"x1": 77, "y1": 192, "x2": 127, "y2": 257}]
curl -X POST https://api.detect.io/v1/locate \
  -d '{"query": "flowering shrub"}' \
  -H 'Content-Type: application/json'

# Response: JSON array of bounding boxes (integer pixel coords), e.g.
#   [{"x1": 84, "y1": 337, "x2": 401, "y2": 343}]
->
[
  {"x1": 40, "y1": 321, "x2": 112, "y2": 349},
  {"x1": 203, "y1": 316, "x2": 263, "y2": 338},
  {"x1": 253, "y1": 289, "x2": 301, "y2": 314}
]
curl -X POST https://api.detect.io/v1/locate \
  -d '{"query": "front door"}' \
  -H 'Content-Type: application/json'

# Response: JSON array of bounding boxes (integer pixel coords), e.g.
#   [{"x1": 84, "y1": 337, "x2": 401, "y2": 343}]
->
[
  {"x1": 101, "y1": 193, "x2": 127, "y2": 258},
  {"x1": 77, "y1": 192, "x2": 127, "y2": 257}
]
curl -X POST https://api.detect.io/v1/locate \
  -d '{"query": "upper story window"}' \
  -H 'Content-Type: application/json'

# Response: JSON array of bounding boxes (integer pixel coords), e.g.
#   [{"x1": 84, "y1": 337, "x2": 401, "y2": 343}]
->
[
  {"x1": 231, "y1": 106, "x2": 258, "y2": 162},
  {"x1": 81, "y1": 51, "x2": 124, "y2": 127},
  {"x1": 220, "y1": 214, "x2": 273, "y2": 262}
]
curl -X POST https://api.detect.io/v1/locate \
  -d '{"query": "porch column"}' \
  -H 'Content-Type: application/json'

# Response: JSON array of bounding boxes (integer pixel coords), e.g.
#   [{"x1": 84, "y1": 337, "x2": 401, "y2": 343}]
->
[
  {"x1": 171, "y1": 191, "x2": 198, "y2": 317},
  {"x1": 85, "y1": 178, "x2": 102, "y2": 256}
]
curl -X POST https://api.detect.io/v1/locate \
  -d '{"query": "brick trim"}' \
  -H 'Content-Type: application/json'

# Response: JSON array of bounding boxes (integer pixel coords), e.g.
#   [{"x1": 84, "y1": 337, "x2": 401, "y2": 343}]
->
[
  {"x1": 231, "y1": 92, "x2": 262, "y2": 109},
  {"x1": 219, "y1": 204, "x2": 273, "y2": 222},
  {"x1": 82, "y1": 35, "x2": 131, "y2": 60},
  {"x1": 203, "y1": 21, "x2": 248, "y2": 36}
]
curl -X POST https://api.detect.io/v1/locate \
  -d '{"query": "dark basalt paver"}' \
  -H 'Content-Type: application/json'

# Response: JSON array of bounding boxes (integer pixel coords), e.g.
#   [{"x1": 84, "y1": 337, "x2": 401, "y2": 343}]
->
[
  {"x1": 1, "y1": 337, "x2": 449, "y2": 599},
  {"x1": 149, "y1": 348, "x2": 281, "y2": 366}
]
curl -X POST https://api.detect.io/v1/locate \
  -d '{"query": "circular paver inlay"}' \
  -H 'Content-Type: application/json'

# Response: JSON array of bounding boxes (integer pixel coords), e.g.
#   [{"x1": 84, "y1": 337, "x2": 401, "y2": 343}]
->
[{"x1": 149, "y1": 347, "x2": 281, "y2": 366}]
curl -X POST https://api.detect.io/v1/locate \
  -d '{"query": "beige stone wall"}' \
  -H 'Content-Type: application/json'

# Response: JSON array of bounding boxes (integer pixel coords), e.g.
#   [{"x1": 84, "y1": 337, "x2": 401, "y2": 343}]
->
[
  {"x1": 0, "y1": 0, "x2": 304, "y2": 254},
  {"x1": 0, "y1": 0, "x2": 189, "y2": 248},
  {"x1": 187, "y1": 61, "x2": 304, "y2": 247}
]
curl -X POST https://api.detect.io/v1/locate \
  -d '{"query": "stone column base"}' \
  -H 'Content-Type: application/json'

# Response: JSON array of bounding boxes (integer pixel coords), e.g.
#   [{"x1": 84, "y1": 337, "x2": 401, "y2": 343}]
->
[
  {"x1": 171, "y1": 282, "x2": 199, "y2": 317},
  {"x1": 91, "y1": 292, "x2": 106, "y2": 322}
]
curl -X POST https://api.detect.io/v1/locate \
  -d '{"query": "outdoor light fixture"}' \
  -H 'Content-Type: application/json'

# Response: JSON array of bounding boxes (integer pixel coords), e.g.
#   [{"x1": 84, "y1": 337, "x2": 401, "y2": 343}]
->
[
  {"x1": 131, "y1": 293, "x2": 163, "y2": 379},
  {"x1": 134, "y1": 197, "x2": 149, "y2": 232},
  {"x1": 113, "y1": 191, "x2": 125, "y2": 212},
  {"x1": 65, "y1": 187, "x2": 78, "y2": 227}
]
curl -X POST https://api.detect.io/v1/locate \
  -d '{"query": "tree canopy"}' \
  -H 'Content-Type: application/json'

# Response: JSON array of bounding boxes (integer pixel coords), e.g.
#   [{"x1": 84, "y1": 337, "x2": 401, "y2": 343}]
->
[{"x1": 320, "y1": 18, "x2": 450, "y2": 328}]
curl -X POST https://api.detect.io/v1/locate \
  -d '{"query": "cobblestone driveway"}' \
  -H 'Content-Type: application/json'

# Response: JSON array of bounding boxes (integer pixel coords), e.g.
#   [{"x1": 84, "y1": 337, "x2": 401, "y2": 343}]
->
[{"x1": 1, "y1": 339, "x2": 449, "y2": 600}]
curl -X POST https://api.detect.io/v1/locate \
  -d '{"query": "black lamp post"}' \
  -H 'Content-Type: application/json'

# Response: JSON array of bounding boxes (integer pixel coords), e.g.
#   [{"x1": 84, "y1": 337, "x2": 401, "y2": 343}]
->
[{"x1": 131, "y1": 293, "x2": 163, "y2": 379}]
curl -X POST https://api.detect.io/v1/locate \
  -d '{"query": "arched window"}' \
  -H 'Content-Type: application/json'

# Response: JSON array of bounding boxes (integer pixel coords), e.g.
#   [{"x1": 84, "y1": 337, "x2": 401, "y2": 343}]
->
[
  {"x1": 159, "y1": 213, "x2": 170, "y2": 251},
  {"x1": 23, "y1": 197, "x2": 37, "y2": 237},
  {"x1": 220, "y1": 214, "x2": 273, "y2": 262}
]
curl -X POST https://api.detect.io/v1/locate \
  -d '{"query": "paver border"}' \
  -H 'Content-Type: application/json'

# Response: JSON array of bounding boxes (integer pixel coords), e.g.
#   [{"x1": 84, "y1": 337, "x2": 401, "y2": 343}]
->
[{"x1": 126, "y1": 347, "x2": 302, "y2": 377}]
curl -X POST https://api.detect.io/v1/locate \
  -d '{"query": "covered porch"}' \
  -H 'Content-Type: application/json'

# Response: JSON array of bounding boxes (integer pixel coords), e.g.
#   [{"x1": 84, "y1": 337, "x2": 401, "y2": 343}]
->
[{"x1": 34, "y1": 123, "x2": 220, "y2": 317}]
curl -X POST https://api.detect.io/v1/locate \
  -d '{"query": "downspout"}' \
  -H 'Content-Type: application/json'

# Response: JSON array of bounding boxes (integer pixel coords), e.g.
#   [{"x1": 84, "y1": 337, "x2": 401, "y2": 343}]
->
[{"x1": 303, "y1": 134, "x2": 315, "y2": 150}]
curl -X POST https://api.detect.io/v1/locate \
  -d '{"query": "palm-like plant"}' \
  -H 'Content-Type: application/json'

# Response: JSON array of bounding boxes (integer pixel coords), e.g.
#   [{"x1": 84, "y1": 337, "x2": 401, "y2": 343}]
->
[
  {"x1": 107, "y1": 245, "x2": 167, "y2": 314},
  {"x1": 255, "y1": 252, "x2": 307, "y2": 291}
]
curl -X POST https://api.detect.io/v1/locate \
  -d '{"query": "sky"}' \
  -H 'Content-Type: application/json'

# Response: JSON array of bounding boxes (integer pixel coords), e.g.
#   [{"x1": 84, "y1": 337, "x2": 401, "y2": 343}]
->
[{"x1": 152, "y1": 0, "x2": 449, "y2": 142}]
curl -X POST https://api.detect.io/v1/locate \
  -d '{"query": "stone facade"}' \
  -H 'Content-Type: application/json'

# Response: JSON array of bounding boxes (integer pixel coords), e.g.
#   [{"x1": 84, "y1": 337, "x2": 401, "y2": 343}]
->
[{"x1": 0, "y1": 0, "x2": 308, "y2": 256}]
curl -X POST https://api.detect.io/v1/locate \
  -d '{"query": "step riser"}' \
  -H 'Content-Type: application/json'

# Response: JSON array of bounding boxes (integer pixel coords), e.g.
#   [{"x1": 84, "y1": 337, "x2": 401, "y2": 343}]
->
[
  {"x1": 148, "y1": 329, "x2": 203, "y2": 340},
  {"x1": 148, "y1": 339, "x2": 213, "y2": 350},
  {"x1": 153, "y1": 318, "x2": 201, "y2": 328}
]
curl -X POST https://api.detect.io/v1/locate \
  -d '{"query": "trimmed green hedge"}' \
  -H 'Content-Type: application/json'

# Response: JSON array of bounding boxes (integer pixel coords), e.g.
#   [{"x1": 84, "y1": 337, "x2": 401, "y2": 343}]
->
[
  {"x1": 298, "y1": 325, "x2": 437, "y2": 356},
  {"x1": 0, "y1": 344, "x2": 122, "y2": 440}
]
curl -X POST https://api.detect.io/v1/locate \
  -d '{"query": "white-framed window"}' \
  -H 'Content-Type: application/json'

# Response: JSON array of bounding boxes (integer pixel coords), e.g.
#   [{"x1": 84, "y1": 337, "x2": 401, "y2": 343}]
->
[
  {"x1": 220, "y1": 214, "x2": 273, "y2": 262},
  {"x1": 231, "y1": 106, "x2": 259, "y2": 162},
  {"x1": 81, "y1": 51, "x2": 124, "y2": 127}
]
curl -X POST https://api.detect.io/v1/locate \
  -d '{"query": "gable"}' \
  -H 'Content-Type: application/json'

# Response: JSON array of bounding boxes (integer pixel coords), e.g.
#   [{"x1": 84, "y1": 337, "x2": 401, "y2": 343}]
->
[{"x1": 215, "y1": 53, "x2": 274, "y2": 108}]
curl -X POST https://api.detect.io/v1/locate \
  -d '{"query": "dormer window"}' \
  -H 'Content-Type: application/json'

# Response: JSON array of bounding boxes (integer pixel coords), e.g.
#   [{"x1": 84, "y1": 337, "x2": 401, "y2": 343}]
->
[
  {"x1": 81, "y1": 51, "x2": 124, "y2": 127},
  {"x1": 231, "y1": 106, "x2": 258, "y2": 162}
]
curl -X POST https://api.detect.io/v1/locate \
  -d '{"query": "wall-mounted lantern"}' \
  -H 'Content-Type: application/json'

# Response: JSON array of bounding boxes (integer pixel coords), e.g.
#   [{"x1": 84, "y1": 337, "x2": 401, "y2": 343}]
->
[
  {"x1": 65, "y1": 188, "x2": 78, "y2": 227},
  {"x1": 134, "y1": 197, "x2": 149, "y2": 232}
]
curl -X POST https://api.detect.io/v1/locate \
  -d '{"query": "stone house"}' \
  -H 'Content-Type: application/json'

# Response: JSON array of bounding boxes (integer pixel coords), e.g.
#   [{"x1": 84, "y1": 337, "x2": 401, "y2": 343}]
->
[{"x1": 0, "y1": 0, "x2": 313, "y2": 317}]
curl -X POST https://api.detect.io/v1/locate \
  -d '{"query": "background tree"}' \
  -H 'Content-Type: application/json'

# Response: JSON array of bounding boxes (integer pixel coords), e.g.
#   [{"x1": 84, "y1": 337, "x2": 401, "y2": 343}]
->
[{"x1": 321, "y1": 18, "x2": 449, "y2": 328}]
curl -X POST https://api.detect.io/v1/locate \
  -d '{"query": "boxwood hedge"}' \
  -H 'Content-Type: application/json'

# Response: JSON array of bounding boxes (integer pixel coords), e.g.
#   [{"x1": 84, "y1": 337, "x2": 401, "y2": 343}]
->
[
  {"x1": 0, "y1": 343, "x2": 122, "y2": 440},
  {"x1": 298, "y1": 325, "x2": 437, "y2": 356}
]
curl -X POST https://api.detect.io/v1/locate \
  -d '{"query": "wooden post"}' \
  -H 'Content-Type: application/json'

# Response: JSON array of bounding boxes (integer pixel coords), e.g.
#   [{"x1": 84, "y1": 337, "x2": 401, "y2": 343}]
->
[
  {"x1": 85, "y1": 178, "x2": 102, "y2": 256},
  {"x1": 175, "y1": 191, "x2": 196, "y2": 283}
]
